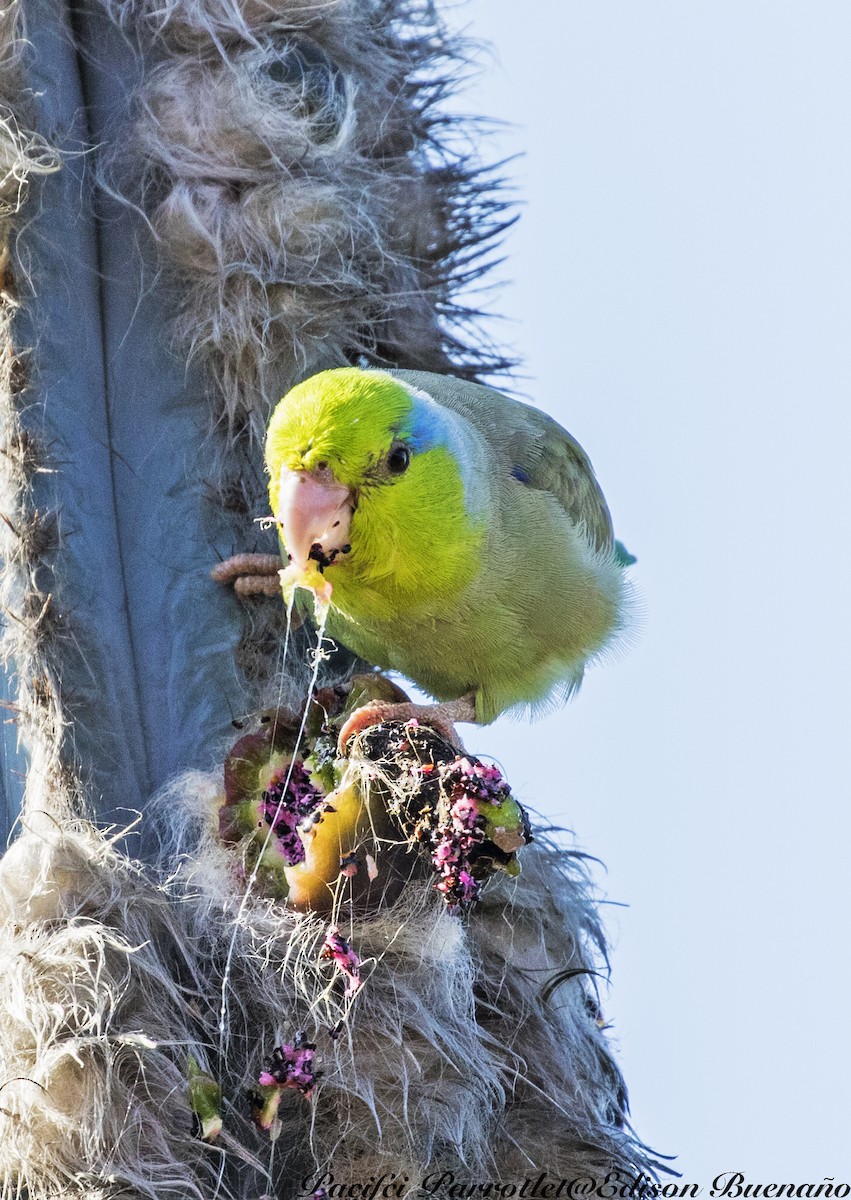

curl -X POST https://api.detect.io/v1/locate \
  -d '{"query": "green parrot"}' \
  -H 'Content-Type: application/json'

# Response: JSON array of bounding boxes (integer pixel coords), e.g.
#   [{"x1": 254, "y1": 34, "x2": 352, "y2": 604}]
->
[{"x1": 214, "y1": 368, "x2": 631, "y2": 748}]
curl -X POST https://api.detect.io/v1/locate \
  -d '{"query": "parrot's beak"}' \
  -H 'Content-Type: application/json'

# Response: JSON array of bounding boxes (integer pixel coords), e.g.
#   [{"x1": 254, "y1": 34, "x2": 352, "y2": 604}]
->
[{"x1": 276, "y1": 467, "x2": 353, "y2": 572}]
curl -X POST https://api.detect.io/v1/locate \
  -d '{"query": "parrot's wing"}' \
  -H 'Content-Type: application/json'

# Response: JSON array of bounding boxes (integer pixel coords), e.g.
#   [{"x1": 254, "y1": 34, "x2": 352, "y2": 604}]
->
[{"x1": 503, "y1": 411, "x2": 615, "y2": 554}]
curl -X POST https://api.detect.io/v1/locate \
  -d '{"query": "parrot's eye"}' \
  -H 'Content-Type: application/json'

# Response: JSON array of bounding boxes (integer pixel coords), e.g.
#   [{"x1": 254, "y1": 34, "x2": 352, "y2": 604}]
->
[{"x1": 386, "y1": 444, "x2": 411, "y2": 475}]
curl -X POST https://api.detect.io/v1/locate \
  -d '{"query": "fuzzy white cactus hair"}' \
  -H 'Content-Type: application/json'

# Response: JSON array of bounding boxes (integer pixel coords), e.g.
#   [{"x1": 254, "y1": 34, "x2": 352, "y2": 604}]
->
[
  {"x1": 106, "y1": 0, "x2": 513, "y2": 442},
  {"x1": 0, "y1": 0, "x2": 67, "y2": 835},
  {"x1": 0, "y1": 761, "x2": 660, "y2": 1198}
]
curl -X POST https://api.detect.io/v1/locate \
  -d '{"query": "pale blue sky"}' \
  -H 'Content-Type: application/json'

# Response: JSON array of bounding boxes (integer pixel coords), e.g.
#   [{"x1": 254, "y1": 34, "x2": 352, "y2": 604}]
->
[{"x1": 441, "y1": 0, "x2": 851, "y2": 1181}]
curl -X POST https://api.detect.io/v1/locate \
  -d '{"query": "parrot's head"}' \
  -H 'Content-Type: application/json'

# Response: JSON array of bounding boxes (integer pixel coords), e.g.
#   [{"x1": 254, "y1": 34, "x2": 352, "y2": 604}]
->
[{"x1": 265, "y1": 367, "x2": 486, "y2": 610}]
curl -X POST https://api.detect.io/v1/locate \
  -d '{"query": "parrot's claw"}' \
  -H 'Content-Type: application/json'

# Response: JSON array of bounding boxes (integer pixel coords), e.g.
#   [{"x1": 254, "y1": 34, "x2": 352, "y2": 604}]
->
[
  {"x1": 338, "y1": 694, "x2": 477, "y2": 756},
  {"x1": 211, "y1": 553, "x2": 284, "y2": 597}
]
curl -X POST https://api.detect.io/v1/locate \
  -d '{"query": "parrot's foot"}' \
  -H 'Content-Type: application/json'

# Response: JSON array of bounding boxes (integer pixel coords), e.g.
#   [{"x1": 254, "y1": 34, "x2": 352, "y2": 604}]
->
[
  {"x1": 211, "y1": 553, "x2": 284, "y2": 597},
  {"x1": 339, "y1": 694, "x2": 477, "y2": 756}
]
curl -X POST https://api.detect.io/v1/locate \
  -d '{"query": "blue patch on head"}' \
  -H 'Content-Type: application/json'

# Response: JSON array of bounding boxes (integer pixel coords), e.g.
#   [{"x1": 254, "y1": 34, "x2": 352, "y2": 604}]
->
[
  {"x1": 511, "y1": 465, "x2": 531, "y2": 484},
  {"x1": 405, "y1": 394, "x2": 448, "y2": 453}
]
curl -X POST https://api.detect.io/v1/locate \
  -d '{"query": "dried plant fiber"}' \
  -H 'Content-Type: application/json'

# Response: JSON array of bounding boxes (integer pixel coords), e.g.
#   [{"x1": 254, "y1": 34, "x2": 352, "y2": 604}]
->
[
  {"x1": 0, "y1": 765, "x2": 658, "y2": 1199},
  {"x1": 110, "y1": 0, "x2": 513, "y2": 441}
]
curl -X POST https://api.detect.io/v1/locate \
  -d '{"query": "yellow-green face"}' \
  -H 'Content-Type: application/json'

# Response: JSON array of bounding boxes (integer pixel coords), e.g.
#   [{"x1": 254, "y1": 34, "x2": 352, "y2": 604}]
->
[
  {"x1": 265, "y1": 368, "x2": 485, "y2": 617},
  {"x1": 267, "y1": 368, "x2": 414, "y2": 494}
]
